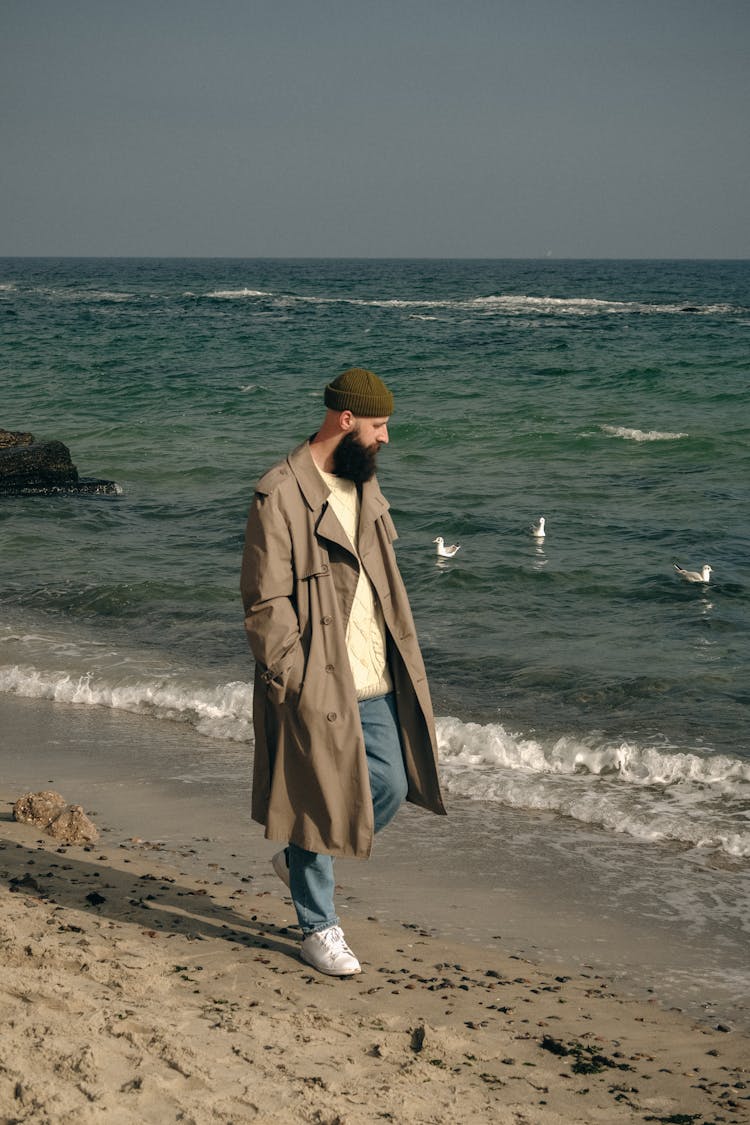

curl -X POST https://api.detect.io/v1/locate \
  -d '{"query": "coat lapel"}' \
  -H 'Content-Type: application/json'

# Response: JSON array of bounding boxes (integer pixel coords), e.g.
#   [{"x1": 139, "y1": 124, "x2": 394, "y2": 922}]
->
[
  {"x1": 357, "y1": 477, "x2": 389, "y2": 559},
  {"x1": 287, "y1": 439, "x2": 356, "y2": 559}
]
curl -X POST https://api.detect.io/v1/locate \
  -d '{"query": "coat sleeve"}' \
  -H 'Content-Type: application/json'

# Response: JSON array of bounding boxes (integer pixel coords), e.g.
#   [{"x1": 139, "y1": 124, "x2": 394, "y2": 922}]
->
[{"x1": 240, "y1": 488, "x2": 302, "y2": 695}]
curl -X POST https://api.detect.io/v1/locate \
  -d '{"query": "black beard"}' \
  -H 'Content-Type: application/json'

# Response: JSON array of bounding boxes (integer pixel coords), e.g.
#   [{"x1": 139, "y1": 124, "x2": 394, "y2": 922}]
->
[{"x1": 332, "y1": 429, "x2": 379, "y2": 484}]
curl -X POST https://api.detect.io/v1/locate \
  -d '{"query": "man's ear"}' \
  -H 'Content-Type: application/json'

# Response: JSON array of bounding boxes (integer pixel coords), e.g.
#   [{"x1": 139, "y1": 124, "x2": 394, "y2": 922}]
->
[{"x1": 340, "y1": 410, "x2": 356, "y2": 431}]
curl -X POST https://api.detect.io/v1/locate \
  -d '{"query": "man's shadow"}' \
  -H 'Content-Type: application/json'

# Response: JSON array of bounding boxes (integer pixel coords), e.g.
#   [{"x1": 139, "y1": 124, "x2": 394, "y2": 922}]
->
[{"x1": 0, "y1": 818, "x2": 300, "y2": 964}]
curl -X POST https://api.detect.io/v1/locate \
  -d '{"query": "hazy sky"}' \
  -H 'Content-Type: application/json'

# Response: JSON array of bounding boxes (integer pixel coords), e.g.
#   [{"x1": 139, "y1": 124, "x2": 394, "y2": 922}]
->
[{"x1": 2, "y1": 0, "x2": 748, "y2": 258}]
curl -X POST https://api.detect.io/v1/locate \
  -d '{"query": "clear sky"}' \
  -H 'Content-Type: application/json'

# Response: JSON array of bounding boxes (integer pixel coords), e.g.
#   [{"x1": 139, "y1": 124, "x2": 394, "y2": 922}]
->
[{"x1": 2, "y1": 0, "x2": 748, "y2": 258}]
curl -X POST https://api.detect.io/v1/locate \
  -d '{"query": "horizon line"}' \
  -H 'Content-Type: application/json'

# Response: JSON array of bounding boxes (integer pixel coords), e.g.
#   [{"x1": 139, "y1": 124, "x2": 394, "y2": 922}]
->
[{"x1": 2, "y1": 254, "x2": 749, "y2": 263}]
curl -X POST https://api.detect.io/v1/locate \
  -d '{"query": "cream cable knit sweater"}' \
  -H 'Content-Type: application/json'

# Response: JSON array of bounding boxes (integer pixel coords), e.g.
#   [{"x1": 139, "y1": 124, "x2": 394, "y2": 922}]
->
[{"x1": 317, "y1": 468, "x2": 393, "y2": 700}]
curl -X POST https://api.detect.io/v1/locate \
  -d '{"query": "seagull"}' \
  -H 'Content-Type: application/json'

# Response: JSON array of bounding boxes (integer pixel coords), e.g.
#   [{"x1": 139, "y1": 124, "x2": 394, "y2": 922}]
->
[
  {"x1": 531, "y1": 516, "x2": 546, "y2": 539},
  {"x1": 673, "y1": 562, "x2": 712, "y2": 584},
  {"x1": 434, "y1": 536, "x2": 461, "y2": 558}
]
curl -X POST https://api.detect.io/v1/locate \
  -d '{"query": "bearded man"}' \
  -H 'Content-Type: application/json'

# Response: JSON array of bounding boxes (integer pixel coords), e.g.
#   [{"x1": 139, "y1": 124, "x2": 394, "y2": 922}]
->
[{"x1": 240, "y1": 367, "x2": 446, "y2": 976}]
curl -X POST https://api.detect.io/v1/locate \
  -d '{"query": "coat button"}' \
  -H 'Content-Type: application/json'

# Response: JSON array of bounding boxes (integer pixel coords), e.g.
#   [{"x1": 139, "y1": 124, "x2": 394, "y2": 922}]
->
[
  {"x1": 321, "y1": 564, "x2": 329, "y2": 572},
  {"x1": 326, "y1": 711, "x2": 337, "y2": 722},
  {"x1": 321, "y1": 615, "x2": 332, "y2": 625},
  {"x1": 325, "y1": 664, "x2": 334, "y2": 673}
]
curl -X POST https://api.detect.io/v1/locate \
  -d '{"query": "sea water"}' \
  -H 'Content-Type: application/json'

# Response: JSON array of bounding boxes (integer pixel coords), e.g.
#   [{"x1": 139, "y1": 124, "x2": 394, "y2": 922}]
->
[{"x1": 1, "y1": 260, "x2": 749, "y2": 1002}]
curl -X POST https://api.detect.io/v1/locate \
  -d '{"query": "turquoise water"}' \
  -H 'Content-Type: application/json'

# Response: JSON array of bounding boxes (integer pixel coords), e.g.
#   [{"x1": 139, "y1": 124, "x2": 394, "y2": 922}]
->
[{"x1": 1, "y1": 258, "x2": 749, "y2": 858}]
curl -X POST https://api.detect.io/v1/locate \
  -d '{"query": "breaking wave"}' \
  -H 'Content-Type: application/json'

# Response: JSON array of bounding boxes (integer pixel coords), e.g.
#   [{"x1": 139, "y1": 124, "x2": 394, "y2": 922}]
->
[
  {"x1": 200, "y1": 288, "x2": 740, "y2": 317},
  {"x1": 599, "y1": 424, "x2": 689, "y2": 442},
  {"x1": 0, "y1": 663, "x2": 253, "y2": 743},
  {"x1": 1, "y1": 659, "x2": 747, "y2": 857},
  {"x1": 437, "y1": 716, "x2": 750, "y2": 857}
]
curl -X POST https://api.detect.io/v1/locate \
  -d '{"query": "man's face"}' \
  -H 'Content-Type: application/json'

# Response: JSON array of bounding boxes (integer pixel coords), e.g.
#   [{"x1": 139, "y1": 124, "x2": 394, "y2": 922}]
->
[
  {"x1": 332, "y1": 416, "x2": 390, "y2": 483},
  {"x1": 355, "y1": 416, "x2": 390, "y2": 449}
]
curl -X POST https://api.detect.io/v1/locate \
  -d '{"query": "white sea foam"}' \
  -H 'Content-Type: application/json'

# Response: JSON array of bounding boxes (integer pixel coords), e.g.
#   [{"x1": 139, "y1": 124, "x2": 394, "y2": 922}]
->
[
  {"x1": 25, "y1": 281, "x2": 739, "y2": 317},
  {"x1": 469, "y1": 295, "x2": 640, "y2": 315},
  {"x1": 199, "y1": 290, "x2": 737, "y2": 317},
  {"x1": 27, "y1": 285, "x2": 142, "y2": 303},
  {"x1": 0, "y1": 664, "x2": 253, "y2": 742},
  {"x1": 1, "y1": 654, "x2": 747, "y2": 856},
  {"x1": 437, "y1": 716, "x2": 750, "y2": 787},
  {"x1": 599, "y1": 424, "x2": 689, "y2": 442},
  {"x1": 206, "y1": 288, "x2": 272, "y2": 299},
  {"x1": 465, "y1": 295, "x2": 736, "y2": 316},
  {"x1": 436, "y1": 716, "x2": 750, "y2": 857},
  {"x1": 56, "y1": 289, "x2": 136, "y2": 303}
]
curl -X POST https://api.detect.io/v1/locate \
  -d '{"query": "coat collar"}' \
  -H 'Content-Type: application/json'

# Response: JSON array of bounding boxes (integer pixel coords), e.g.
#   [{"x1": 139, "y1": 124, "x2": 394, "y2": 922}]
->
[
  {"x1": 287, "y1": 439, "x2": 390, "y2": 520},
  {"x1": 287, "y1": 439, "x2": 329, "y2": 512}
]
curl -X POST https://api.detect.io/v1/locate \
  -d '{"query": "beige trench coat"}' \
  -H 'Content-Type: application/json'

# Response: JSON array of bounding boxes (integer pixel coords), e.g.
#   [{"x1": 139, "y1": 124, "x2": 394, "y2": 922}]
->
[{"x1": 240, "y1": 439, "x2": 446, "y2": 859}]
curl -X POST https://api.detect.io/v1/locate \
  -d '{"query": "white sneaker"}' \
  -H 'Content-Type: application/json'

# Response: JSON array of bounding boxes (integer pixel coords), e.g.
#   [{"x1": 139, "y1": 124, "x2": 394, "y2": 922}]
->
[
  {"x1": 300, "y1": 925, "x2": 362, "y2": 976},
  {"x1": 271, "y1": 849, "x2": 291, "y2": 889}
]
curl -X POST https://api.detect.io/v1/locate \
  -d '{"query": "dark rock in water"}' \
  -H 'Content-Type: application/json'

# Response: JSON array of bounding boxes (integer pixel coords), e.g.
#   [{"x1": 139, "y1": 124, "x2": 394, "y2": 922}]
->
[
  {"x1": 0, "y1": 428, "x2": 34, "y2": 448},
  {"x1": 0, "y1": 429, "x2": 118, "y2": 496},
  {"x1": 0, "y1": 439, "x2": 77, "y2": 488}
]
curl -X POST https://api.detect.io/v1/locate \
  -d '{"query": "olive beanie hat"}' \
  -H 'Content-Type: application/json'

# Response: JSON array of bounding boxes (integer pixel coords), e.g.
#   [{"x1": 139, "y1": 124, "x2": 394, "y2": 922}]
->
[{"x1": 324, "y1": 367, "x2": 394, "y2": 417}]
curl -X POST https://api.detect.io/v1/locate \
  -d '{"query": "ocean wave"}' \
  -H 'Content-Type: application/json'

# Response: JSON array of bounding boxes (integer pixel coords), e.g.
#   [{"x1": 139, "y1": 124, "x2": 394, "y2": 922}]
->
[
  {"x1": 437, "y1": 716, "x2": 750, "y2": 857},
  {"x1": 0, "y1": 664, "x2": 253, "y2": 742},
  {"x1": 1, "y1": 657, "x2": 747, "y2": 857},
  {"x1": 6, "y1": 285, "x2": 139, "y2": 304},
  {"x1": 18, "y1": 281, "x2": 741, "y2": 317},
  {"x1": 465, "y1": 295, "x2": 738, "y2": 316},
  {"x1": 51, "y1": 289, "x2": 136, "y2": 303},
  {"x1": 468, "y1": 294, "x2": 641, "y2": 315},
  {"x1": 205, "y1": 288, "x2": 272, "y2": 299},
  {"x1": 437, "y1": 716, "x2": 750, "y2": 787},
  {"x1": 199, "y1": 288, "x2": 742, "y2": 317},
  {"x1": 599, "y1": 424, "x2": 689, "y2": 442}
]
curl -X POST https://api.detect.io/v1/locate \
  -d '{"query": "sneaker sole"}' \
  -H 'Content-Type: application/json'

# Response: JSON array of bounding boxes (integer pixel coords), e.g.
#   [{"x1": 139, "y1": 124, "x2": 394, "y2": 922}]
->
[{"x1": 300, "y1": 947, "x2": 362, "y2": 977}]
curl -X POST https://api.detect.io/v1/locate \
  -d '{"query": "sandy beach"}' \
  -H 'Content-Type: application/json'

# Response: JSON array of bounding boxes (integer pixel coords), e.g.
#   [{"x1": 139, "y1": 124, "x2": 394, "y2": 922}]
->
[{"x1": 2, "y1": 760, "x2": 749, "y2": 1124}]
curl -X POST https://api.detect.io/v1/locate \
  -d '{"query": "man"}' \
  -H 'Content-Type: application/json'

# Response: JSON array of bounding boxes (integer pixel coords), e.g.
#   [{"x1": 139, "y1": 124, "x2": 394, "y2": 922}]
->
[{"x1": 241, "y1": 367, "x2": 445, "y2": 977}]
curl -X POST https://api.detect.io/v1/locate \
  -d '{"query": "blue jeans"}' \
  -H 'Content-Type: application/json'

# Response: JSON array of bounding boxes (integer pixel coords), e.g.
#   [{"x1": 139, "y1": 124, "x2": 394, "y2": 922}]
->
[{"x1": 287, "y1": 693, "x2": 408, "y2": 934}]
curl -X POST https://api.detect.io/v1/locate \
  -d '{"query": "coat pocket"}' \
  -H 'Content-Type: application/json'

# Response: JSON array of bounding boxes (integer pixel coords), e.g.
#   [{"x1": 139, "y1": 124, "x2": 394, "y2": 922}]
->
[{"x1": 263, "y1": 639, "x2": 306, "y2": 703}]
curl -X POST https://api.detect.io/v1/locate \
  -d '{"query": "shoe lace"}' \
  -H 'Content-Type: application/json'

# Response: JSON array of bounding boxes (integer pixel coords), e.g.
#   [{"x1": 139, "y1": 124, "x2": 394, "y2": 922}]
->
[{"x1": 319, "y1": 926, "x2": 348, "y2": 954}]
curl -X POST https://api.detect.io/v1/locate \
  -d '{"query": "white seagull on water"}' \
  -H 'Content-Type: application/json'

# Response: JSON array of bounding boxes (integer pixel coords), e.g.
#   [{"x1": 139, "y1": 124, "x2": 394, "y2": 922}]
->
[
  {"x1": 673, "y1": 562, "x2": 712, "y2": 584},
  {"x1": 434, "y1": 536, "x2": 461, "y2": 558},
  {"x1": 531, "y1": 516, "x2": 546, "y2": 539}
]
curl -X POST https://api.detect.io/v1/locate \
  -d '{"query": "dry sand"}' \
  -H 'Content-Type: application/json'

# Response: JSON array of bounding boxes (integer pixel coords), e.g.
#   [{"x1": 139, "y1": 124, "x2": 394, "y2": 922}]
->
[{"x1": 1, "y1": 797, "x2": 748, "y2": 1125}]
